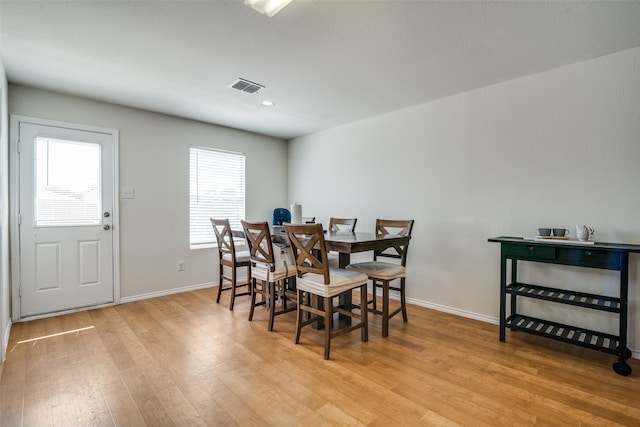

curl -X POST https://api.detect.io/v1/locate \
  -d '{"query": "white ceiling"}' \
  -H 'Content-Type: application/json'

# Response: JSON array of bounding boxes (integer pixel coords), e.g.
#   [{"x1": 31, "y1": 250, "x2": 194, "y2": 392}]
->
[{"x1": 2, "y1": 1, "x2": 640, "y2": 140}]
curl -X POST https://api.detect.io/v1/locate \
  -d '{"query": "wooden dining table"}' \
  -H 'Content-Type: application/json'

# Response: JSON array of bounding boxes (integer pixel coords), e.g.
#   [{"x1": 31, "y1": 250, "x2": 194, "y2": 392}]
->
[{"x1": 323, "y1": 231, "x2": 410, "y2": 268}]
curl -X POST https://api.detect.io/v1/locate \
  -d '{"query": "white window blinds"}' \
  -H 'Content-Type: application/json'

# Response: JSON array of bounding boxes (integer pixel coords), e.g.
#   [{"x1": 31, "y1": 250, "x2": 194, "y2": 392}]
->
[{"x1": 190, "y1": 147, "x2": 245, "y2": 246}]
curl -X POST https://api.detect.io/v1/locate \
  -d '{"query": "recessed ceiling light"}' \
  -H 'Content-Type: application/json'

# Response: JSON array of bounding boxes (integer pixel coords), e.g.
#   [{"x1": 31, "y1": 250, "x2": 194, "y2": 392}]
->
[{"x1": 261, "y1": 100, "x2": 276, "y2": 107}]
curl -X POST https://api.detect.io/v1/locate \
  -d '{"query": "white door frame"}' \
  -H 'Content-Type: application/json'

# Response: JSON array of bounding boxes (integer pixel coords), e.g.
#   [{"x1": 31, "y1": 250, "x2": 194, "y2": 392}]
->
[{"x1": 9, "y1": 115, "x2": 120, "y2": 321}]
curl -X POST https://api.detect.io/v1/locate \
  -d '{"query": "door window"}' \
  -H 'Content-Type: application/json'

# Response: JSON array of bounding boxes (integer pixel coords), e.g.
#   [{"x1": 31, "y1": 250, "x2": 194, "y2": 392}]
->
[{"x1": 35, "y1": 137, "x2": 101, "y2": 226}]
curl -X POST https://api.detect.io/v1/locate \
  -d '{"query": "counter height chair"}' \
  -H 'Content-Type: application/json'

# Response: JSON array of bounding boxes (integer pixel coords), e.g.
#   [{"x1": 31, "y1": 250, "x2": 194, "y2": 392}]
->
[
  {"x1": 211, "y1": 218, "x2": 252, "y2": 310},
  {"x1": 327, "y1": 217, "x2": 358, "y2": 268},
  {"x1": 242, "y1": 220, "x2": 297, "y2": 331},
  {"x1": 328, "y1": 217, "x2": 357, "y2": 233},
  {"x1": 285, "y1": 223, "x2": 368, "y2": 360},
  {"x1": 346, "y1": 219, "x2": 414, "y2": 337}
]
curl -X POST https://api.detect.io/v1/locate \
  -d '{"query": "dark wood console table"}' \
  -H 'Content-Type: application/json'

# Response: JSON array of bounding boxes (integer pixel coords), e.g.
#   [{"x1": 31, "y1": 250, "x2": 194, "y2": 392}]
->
[{"x1": 489, "y1": 236, "x2": 640, "y2": 376}]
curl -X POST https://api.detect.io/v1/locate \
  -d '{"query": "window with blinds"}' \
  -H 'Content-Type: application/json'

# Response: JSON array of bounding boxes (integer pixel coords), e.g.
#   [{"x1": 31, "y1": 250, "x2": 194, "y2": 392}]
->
[{"x1": 189, "y1": 147, "x2": 245, "y2": 246}]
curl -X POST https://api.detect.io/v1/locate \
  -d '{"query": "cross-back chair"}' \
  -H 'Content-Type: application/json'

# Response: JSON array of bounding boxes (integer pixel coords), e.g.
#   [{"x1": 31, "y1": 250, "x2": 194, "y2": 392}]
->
[
  {"x1": 346, "y1": 219, "x2": 414, "y2": 337},
  {"x1": 285, "y1": 223, "x2": 368, "y2": 359},
  {"x1": 327, "y1": 217, "x2": 358, "y2": 268},
  {"x1": 328, "y1": 217, "x2": 358, "y2": 232},
  {"x1": 241, "y1": 220, "x2": 297, "y2": 331},
  {"x1": 211, "y1": 218, "x2": 252, "y2": 310}
]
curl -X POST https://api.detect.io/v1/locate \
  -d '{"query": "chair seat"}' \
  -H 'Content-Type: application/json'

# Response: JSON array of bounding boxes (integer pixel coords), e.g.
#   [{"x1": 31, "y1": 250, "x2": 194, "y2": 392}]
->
[
  {"x1": 297, "y1": 268, "x2": 368, "y2": 297},
  {"x1": 252, "y1": 243, "x2": 296, "y2": 281},
  {"x1": 252, "y1": 262, "x2": 297, "y2": 280},
  {"x1": 346, "y1": 261, "x2": 406, "y2": 281},
  {"x1": 222, "y1": 250, "x2": 251, "y2": 263}
]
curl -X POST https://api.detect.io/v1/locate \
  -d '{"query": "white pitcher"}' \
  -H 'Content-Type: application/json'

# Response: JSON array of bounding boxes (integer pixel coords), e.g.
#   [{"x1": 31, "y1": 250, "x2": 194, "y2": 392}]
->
[{"x1": 576, "y1": 225, "x2": 594, "y2": 241}]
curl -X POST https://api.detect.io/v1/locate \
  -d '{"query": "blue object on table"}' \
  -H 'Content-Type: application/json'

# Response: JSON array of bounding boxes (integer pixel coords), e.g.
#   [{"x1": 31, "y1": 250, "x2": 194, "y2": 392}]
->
[{"x1": 272, "y1": 208, "x2": 291, "y2": 225}]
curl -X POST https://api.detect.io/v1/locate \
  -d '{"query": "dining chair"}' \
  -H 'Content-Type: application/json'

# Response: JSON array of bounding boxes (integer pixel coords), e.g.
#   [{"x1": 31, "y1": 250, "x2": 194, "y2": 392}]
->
[
  {"x1": 241, "y1": 220, "x2": 297, "y2": 331},
  {"x1": 284, "y1": 223, "x2": 368, "y2": 360},
  {"x1": 346, "y1": 219, "x2": 414, "y2": 337},
  {"x1": 211, "y1": 218, "x2": 252, "y2": 310},
  {"x1": 327, "y1": 217, "x2": 358, "y2": 268},
  {"x1": 328, "y1": 217, "x2": 357, "y2": 232}
]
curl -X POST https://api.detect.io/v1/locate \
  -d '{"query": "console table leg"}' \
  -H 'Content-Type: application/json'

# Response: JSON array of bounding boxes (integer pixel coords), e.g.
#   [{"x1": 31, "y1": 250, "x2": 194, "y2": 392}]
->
[
  {"x1": 612, "y1": 360, "x2": 632, "y2": 376},
  {"x1": 499, "y1": 250, "x2": 507, "y2": 342}
]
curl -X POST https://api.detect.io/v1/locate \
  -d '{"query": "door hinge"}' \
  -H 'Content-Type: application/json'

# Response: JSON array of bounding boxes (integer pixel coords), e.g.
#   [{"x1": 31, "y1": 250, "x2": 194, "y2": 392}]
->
[
  {"x1": 17, "y1": 213, "x2": 21, "y2": 225},
  {"x1": 17, "y1": 141, "x2": 21, "y2": 153},
  {"x1": 19, "y1": 284, "x2": 22, "y2": 298}
]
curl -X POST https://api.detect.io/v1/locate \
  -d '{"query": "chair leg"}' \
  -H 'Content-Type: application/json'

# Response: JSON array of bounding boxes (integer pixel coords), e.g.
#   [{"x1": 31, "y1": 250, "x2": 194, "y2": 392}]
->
[
  {"x1": 382, "y1": 280, "x2": 390, "y2": 337},
  {"x1": 229, "y1": 266, "x2": 237, "y2": 310},
  {"x1": 324, "y1": 296, "x2": 332, "y2": 360},
  {"x1": 370, "y1": 280, "x2": 378, "y2": 311},
  {"x1": 400, "y1": 277, "x2": 408, "y2": 322},
  {"x1": 268, "y1": 281, "x2": 277, "y2": 332},
  {"x1": 295, "y1": 289, "x2": 304, "y2": 344},
  {"x1": 216, "y1": 265, "x2": 224, "y2": 303},
  {"x1": 361, "y1": 283, "x2": 368, "y2": 342},
  {"x1": 248, "y1": 278, "x2": 257, "y2": 321}
]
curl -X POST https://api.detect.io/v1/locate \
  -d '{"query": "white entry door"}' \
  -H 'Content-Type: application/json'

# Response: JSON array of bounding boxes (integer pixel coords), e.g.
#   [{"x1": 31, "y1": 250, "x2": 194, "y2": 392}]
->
[{"x1": 13, "y1": 117, "x2": 118, "y2": 318}]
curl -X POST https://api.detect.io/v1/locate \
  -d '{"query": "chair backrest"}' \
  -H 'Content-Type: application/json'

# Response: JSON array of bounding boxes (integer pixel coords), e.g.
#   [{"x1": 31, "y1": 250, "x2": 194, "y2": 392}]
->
[
  {"x1": 374, "y1": 219, "x2": 414, "y2": 266},
  {"x1": 272, "y1": 208, "x2": 291, "y2": 225},
  {"x1": 285, "y1": 223, "x2": 330, "y2": 284},
  {"x1": 241, "y1": 220, "x2": 275, "y2": 266},
  {"x1": 211, "y1": 218, "x2": 237, "y2": 259},
  {"x1": 328, "y1": 217, "x2": 357, "y2": 232}
]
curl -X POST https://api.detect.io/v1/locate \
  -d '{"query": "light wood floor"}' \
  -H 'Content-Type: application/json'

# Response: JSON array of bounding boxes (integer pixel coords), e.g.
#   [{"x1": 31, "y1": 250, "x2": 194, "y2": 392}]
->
[{"x1": 1, "y1": 288, "x2": 639, "y2": 426}]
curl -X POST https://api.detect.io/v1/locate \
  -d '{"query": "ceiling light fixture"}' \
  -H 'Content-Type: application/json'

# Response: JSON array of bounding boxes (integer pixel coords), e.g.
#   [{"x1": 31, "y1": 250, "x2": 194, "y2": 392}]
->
[
  {"x1": 244, "y1": 0, "x2": 292, "y2": 18},
  {"x1": 261, "y1": 100, "x2": 276, "y2": 107}
]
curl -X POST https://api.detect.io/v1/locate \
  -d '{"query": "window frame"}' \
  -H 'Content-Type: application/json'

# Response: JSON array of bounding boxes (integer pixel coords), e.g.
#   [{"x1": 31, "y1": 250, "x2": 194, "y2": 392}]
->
[{"x1": 189, "y1": 146, "x2": 246, "y2": 248}]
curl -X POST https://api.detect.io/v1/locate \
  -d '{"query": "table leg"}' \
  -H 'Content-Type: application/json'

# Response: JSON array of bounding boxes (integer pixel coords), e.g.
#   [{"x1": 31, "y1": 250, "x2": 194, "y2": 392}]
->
[{"x1": 338, "y1": 253, "x2": 352, "y2": 325}]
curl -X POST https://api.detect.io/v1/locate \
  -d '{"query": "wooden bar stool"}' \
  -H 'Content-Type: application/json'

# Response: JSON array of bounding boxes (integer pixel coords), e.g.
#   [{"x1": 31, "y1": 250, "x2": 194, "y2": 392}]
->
[
  {"x1": 242, "y1": 220, "x2": 297, "y2": 331},
  {"x1": 346, "y1": 219, "x2": 414, "y2": 337},
  {"x1": 285, "y1": 223, "x2": 368, "y2": 360},
  {"x1": 211, "y1": 218, "x2": 252, "y2": 310}
]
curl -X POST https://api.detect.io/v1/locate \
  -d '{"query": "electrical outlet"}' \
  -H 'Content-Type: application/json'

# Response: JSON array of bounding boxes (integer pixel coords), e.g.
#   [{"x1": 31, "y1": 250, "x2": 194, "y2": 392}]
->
[{"x1": 177, "y1": 261, "x2": 185, "y2": 271}]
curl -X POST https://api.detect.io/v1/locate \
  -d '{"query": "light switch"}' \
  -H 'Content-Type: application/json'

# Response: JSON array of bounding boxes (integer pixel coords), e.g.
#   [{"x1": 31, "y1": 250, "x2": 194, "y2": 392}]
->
[{"x1": 121, "y1": 187, "x2": 135, "y2": 199}]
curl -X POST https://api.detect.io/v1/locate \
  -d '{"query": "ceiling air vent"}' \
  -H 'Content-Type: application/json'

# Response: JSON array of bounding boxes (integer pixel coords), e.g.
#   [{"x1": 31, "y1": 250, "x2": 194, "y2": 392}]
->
[{"x1": 230, "y1": 78, "x2": 264, "y2": 94}]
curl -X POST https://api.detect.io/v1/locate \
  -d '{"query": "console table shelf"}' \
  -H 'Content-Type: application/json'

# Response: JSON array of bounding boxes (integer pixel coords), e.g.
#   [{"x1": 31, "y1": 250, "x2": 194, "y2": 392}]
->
[
  {"x1": 506, "y1": 314, "x2": 620, "y2": 354},
  {"x1": 506, "y1": 283, "x2": 620, "y2": 312},
  {"x1": 489, "y1": 236, "x2": 640, "y2": 376}
]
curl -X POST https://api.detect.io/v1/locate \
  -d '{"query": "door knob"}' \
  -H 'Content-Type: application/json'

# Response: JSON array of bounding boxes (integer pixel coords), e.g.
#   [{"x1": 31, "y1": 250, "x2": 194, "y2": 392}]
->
[{"x1": 103, "y1": 225, "x2": 111, "y2": 230}]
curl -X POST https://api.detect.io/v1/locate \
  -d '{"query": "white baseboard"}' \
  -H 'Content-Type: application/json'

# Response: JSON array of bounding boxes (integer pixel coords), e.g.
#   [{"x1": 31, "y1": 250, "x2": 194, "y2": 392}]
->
[
  {"x1": 1, "y1": 319, "x2": 12, "y2": 363},
  {"x1": 405, "y1": 296, "x2": 499, "y2": 325},
  {"x1": 120, "y1": 281, "x2": 217, "y2": 304}
]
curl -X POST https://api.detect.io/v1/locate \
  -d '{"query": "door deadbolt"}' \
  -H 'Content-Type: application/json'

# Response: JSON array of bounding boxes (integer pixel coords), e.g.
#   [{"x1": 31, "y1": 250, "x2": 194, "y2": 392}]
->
[
  {"x1": 104, "y1": 212, "x2": 111, "y2": 217},
  {"x1": 103, "y1": 225, "x2": 111, "y2": 230}
]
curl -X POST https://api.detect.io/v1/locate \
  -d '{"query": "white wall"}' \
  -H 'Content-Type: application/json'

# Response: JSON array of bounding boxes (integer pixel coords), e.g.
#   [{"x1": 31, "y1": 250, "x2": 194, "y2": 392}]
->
[
  {"x1": 8, "y1": 84, "x2": 288, "y2": 300},
  {"x1": 289, "y1": 47, "x2": 640, "y2": 353},
  {"x1": 0, "y1": 54, "x2": 10, "y2": 361}
]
